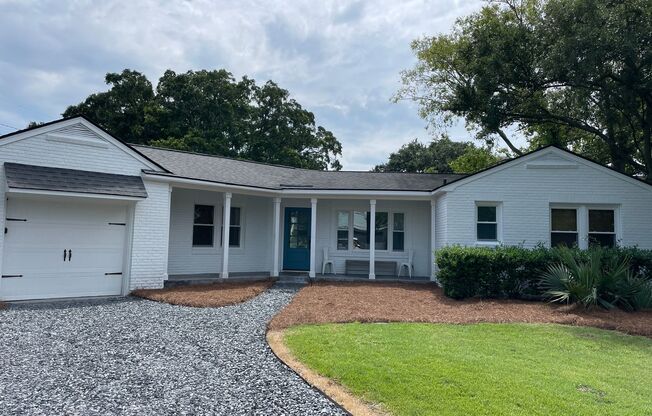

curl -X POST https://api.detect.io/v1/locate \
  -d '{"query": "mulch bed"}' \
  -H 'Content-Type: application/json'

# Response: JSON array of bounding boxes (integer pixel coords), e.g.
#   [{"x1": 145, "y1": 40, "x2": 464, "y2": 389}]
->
[
  {"x1": 269, "y1": 282, "x2": 652, "y2": 337},
  {"x1": 132, "y1": 281, "x2": 274, "y2": 308}
]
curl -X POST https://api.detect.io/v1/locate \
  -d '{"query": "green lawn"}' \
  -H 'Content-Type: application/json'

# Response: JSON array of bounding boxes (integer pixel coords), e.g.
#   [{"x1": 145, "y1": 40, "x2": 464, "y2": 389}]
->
[{"x1": 284, "y1": 323, "x2": 652, "y2": 416}]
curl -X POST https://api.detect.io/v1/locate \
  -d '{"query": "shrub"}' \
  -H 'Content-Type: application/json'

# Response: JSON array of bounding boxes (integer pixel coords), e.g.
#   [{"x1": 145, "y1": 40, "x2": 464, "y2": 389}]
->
[
  {"x1": 540, "y1": 247, "x2": 652, "y2": 311},
  {"x1": 435, "y1": 245, "x2": 652, "y2": 301},
  {"x1": 436, "y1": 245, "x2": 554, "y2": 299}
]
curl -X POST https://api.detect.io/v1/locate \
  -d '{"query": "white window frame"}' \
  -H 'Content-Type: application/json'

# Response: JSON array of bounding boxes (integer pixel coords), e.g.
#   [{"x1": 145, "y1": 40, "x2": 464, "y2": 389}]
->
[
  {"x1": 192, "y1": 204, "x2": 216, "y2": 248},
  {"x1": 549, "y1": 204, "x2": 620, "y2": 249},
  {"x1": 475, "y1": 202, "x2": 502, "y2": 245},
  {"x1": 334, "y1": 209, "x2": 404, "y2": 253},
  {"x1": 220, "y1": 205, "x2": 244, "y2": 249}
]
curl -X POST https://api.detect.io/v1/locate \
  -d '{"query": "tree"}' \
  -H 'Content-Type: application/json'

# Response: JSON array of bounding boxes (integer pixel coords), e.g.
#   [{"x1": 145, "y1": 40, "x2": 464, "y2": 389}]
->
[
  {"x1": 449, "y1": 146, "x2": 503, "y2": 173},
  {"x1": 373, "y1": 136, "x2": 473, "y2": 173},
  {"x1": 397, "y1": 0, "x2": 652, "y2": 180},
  {"x1": 62, "y1": 69, "x2": 342, "y2": 170},
  {"x1": 63, "y1": 70, "x2": 155, "y2": 144}
]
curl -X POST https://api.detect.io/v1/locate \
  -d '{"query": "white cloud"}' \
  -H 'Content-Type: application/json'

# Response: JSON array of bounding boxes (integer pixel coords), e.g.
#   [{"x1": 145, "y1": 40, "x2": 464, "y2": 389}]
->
[{"x1": 0, "y1": 0, "x2": 487, "y2": 169}]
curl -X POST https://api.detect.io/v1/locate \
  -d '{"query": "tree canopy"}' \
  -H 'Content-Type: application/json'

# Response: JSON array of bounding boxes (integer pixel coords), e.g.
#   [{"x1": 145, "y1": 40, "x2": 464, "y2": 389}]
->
[
  {"x1": 373, "y1": 136, "x2": 502, "y2": 174},
  {"x1": 397, "y1": 0, "x2": 652, "y2": 181},
  {"x1": 62, "y1": 69, "x2": 342, "y2": 170}
]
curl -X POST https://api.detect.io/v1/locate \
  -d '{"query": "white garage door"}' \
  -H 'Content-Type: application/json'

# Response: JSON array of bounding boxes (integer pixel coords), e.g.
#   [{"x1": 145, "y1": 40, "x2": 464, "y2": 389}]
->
[{"x1": 1, "y1": 198, "x2": 128, "y2": 300}]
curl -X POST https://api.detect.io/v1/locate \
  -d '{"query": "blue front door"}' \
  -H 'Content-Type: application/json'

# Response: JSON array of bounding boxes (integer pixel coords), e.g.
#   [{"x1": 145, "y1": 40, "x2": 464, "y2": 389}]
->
[{"x1": 283, "y1": 207, "x2": 311, "y2": 270}]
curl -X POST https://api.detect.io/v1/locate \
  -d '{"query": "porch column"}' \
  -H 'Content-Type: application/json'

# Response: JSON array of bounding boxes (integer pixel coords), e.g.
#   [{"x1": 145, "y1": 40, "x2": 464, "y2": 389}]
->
[
  {"x1": 430, "y1": 199, "x2": 437, "y2": 281},
  {"x1": 309, "y1": 198, "x2": 317, "y2": 278},
  {"x1": 271, "y1": 197, "x2": 281, "y2": 277},
  {"x1": 369, "y1": 199, "x2": 376, "y2": 279},
  {"x1": 221, "y1": 192, "x2": 232, "y2": 279}
]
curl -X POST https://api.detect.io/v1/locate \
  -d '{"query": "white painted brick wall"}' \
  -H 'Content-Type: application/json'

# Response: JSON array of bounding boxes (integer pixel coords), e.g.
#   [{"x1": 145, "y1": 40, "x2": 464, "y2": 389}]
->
[
  {"x1": 129, "y1": 180, "x2": 171, "y2": 289},
  {"x1": 442, "y1": 150, "x2": 652, "y2": 249}
]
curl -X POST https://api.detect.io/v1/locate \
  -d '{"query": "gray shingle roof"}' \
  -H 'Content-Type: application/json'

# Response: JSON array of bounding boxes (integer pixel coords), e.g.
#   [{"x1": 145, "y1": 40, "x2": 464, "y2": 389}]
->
[
  {"x1": 134, "y1": 145, "x2": 465, "y2": 191},
  {"x1": 4, "y1": 163, "x2": 148, "y2": 198}
]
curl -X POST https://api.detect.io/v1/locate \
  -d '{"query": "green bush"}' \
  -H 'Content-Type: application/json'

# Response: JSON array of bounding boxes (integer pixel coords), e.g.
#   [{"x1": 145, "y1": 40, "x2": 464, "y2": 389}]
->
[
  {"x1": 540, "y1": 247, "x2": 652, "y2": 311},
  {"x1": 435, "y1": 245, "x2": 652, "y2": 301}
]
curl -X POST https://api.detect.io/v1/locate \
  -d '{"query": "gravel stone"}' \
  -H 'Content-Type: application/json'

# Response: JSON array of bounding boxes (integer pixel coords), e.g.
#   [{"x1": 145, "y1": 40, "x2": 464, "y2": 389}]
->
[{"x1": 0, "y1": 285, "x2": 346, "y2": 415}]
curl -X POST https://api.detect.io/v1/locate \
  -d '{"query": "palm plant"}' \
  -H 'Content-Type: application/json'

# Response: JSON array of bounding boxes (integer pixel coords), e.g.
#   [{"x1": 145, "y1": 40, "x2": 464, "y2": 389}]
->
[{"x1": 540, "y1": 247, "x2": 652, "y2": 311}]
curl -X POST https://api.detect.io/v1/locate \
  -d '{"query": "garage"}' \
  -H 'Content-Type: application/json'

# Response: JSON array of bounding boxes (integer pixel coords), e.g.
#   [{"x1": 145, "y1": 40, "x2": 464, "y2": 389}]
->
[{"x1": 0, "y1": 162, "x2": 148, "y2": 301}]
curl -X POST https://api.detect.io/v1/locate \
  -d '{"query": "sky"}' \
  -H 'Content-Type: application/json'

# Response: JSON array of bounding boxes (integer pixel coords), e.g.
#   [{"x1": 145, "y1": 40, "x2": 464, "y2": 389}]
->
[{"x1": 0, "y1": 0, "x2": 493, "y2": 170}]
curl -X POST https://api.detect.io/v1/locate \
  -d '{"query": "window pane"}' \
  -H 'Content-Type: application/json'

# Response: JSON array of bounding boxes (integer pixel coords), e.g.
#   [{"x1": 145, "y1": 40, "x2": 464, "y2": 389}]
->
[
  {"x1": 353, "y1": 211, "x2": 369, "y2": 249},
  {"x1": 393, "y1": 232, "x2": 404, "y2": 252},
  {"x1": 551, "y1": 209, "x2": 577, "y2": 231},
  {"x1": 337, "y1": 231, "x2": 349, "y2": 250},
  {"x1": 337, "y1": 211, "x2": 349, "y2": 228},
  {"x1": 229, "y1": 227, "x2": 240, "y2": 247},
  {"x1": 589, "y1": 233, "x2": 615, "y2": 248},
  {"x1": 477, "y1": 206, "x2": 496, "y2": 222},
  {"x1": 194, "y1": 205, "x2": 214, "y2": 225},
  {"x1": 230, "y1": 207, "x2": 241, "y2": 226},
  {"x1": 375, "y1": 212, "x2": 388, "y2": 250},
  {"x1": 337, "y1": 211, "x2": 349, "y2": 250},
  {"x1": 393, "y1": 213, "x2": 405, "y2": 231},
  {"x1": 193, "y1": 225, "x2": 213, "y2": 246},
  {"x1": 477, "y1": 223, "x2": 497, "y2": 241},
  {"x1": 589, "y1": 210, "x2": 614, "y2": 233},
  {"x1": 551, "y1": 232, "x2": 578, "y2": 247}
]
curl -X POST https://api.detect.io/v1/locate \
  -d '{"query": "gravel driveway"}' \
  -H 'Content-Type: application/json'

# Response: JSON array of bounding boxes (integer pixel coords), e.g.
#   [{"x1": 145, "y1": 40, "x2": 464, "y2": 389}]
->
[{"x1": 0, "y1": 285, "x2": 346, "y2": 415}]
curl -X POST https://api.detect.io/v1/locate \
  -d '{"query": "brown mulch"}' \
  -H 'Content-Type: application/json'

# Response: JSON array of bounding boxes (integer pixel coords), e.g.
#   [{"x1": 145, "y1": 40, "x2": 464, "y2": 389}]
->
[
  {"x1": 132, "y1": 281, "x2": 274, "y2": 308},
  {"x1": 269, "y1": 282, "x2": 652, "y2": 337}
]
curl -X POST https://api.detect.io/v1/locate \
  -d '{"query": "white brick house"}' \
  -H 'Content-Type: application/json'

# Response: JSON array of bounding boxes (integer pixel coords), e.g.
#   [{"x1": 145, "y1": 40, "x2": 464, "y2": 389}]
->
[{"x1": 1, "y1": 116, "x2": 651, "y2": 301}]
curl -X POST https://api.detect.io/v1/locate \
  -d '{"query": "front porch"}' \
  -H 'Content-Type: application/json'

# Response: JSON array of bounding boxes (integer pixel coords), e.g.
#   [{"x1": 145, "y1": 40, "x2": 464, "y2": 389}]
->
[{"x1": 164, "y1": 185, "x2": 438, "y2": 284}]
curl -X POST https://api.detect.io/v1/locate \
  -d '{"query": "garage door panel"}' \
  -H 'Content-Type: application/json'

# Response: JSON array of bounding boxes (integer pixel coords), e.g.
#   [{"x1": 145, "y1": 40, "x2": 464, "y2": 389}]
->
[
  {"x1": 1, "y1": 275, "x2": 123, "y2": 301},
  {"x1": 1, "y1": 198, "x2": 128, "y2": 300}
]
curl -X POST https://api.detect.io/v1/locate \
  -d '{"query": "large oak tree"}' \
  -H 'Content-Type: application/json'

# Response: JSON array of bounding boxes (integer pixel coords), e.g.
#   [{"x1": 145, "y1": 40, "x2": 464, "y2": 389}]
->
[
  {"x1": 397, "y1": 0, "x2": 652, "y2": 180},
  {"x1": 63, "y1": 69, "x2": 342, "y2": 170}
]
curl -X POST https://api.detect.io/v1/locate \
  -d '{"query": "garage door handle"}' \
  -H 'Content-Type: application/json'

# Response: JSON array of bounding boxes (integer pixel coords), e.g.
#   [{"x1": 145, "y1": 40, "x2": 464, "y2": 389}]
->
[
  {"x1": 68, "y1": 249, "x2": 72, "y2": 261},
  {"x1": 63, "y1": 249, "x2": 67, "y2": 261}
]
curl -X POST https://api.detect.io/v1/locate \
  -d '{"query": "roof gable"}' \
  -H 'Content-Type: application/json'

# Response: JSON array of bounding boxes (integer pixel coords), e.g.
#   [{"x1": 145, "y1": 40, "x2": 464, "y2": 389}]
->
[
  {"x1": 435, "y1": 146, "x2": 652, "y2": 194},
  {"x1": 0, "y1": 116, "x2": 167, "y2": 172}
]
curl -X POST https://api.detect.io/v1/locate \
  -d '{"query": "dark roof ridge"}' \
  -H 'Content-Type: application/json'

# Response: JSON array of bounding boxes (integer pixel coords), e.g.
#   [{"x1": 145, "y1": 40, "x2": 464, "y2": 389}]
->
[{"x1": 131, "y1": 144, "x2": 463, "y2": 176}]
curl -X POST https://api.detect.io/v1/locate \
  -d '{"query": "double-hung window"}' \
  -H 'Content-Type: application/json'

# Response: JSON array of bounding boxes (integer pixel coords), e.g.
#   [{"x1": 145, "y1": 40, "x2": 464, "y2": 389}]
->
[
  {"x1": 476, "y1": 205, "x2": 498, "y2": 241},
  {"x1": 193, "y1": 205, "x2": 215, "y2": 247},
  {"x1": 337, "y1": 211, "x2": 349, "y2": 250},
  {"x1": 588, "y1": 209, "x2": 616, "y2": 248},
  {"x1": 550, "y1": 208, "x2": 578, "y2": 247},
  {"x1": 220, "y1": 207, "x2": 242, "y2": 247},
  {"x1": 392, "y1": 213, "x2": 405, "y2": 252}
]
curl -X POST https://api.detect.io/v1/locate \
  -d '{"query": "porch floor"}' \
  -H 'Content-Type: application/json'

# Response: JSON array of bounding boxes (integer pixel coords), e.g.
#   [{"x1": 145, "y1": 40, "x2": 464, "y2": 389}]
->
[{"x1": 165, "y1": 272, "x2": 432, "y2": 287}]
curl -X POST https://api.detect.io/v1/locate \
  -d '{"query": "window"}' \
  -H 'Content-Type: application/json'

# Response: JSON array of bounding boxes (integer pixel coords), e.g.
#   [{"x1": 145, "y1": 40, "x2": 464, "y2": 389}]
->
[
  {"x1": 589, "y1": 209, "x2": 616, "y2": 248},
  {"x1": 193, "y1": 205, "x2": 214, "y2": 247},
  {"x1": 476, "y1": 205, "x2": 498, "y2": 241},
  {"x1": 392, "y1": 213, "x2": 405, "y2": 252},
  {"x1": 551, "y1": 208, "x2": 578, "y2": 247},
  {"x1": 337, "y1": 211, "x2": 349, "y2": 250},
  {"x1": 350, "y1": 211, "x2": 390, "y2": 250},
  {"x1": 353, "y1": 211, "x2": 369, "y2": 249},
  {"x1": 375, "y1": 212, "x2": 388, "y2": 250},
  {"x1": 220, "y1": 207, "x2": 242, "y2": 247}
]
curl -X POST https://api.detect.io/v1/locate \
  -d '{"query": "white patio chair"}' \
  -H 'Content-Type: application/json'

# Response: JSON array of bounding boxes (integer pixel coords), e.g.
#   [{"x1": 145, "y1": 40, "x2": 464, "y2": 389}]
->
[
  {"x1": 322, "y1": 247, "x2": 335, "y2": 275},
  {"x1": 397, "y1": 250, "x2": 414, "y2": 278}
]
